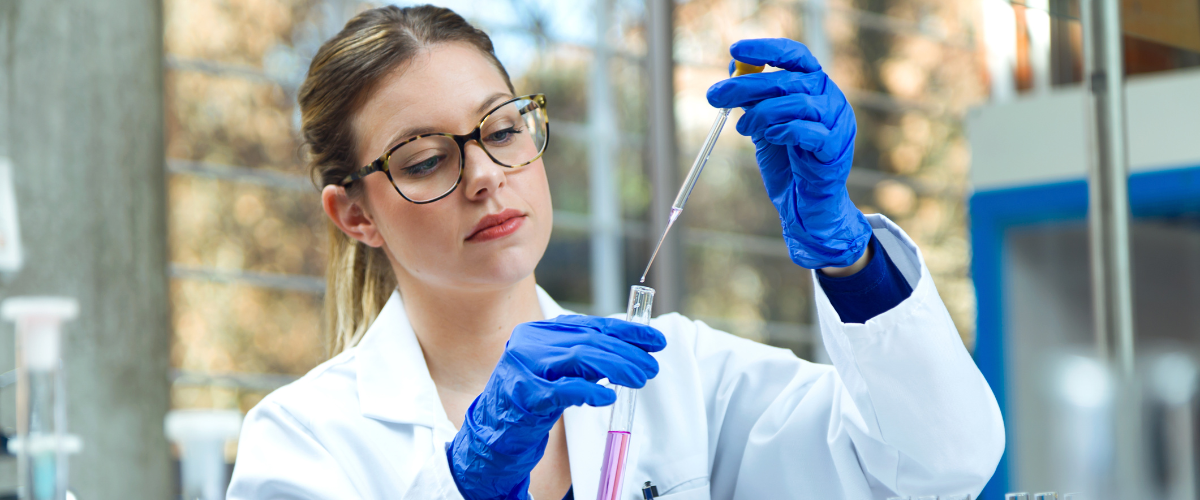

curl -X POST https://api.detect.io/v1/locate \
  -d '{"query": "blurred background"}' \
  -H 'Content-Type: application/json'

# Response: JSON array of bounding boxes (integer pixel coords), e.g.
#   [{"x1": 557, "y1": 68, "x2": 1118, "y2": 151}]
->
[{"x1": 0, "y1": 0, "x2": 1198, "y2": 499}]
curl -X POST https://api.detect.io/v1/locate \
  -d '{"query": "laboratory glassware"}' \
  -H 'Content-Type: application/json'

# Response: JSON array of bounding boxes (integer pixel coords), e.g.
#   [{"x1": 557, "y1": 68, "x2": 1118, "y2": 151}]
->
[
  {"x1": 1033, "y1": 493, "x2": 1058, "y2": 500},
  {"x1": 2, "y1": 297, "x2": 81, "y2": 500},
  {"x1": 1006, "y1": 494, "x2": 1031, "y2": 500},
  {"x1": 639, "y1": 62, "x2": 765, "y2": 283},
  {"x1": 596, "y1": 285, "x2": 654, "y2": 500},
  {"x1": 165, "y1": 409, "x2": 244, "y2": 500},
  {"x1": 1147, "y1": 352, "x2": 1198, "y2": 500}
]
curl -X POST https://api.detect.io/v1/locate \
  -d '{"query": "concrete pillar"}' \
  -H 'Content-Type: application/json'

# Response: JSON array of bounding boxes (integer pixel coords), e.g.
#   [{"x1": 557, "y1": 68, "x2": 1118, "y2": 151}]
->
[{"x1": 0, "y1": 0, "x2": 171, "y2": 499}]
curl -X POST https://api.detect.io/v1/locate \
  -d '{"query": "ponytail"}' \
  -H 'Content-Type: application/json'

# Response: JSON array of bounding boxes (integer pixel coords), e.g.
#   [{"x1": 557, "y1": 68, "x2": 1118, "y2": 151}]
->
[{"x1": 323, "y1": 223, "x2": 396, "y2": 355}]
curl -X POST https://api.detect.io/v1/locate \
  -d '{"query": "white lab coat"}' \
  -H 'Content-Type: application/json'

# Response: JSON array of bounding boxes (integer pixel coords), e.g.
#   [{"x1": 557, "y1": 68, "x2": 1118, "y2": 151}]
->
[{"x1": 227, "y1": 214, "x2": 1004, "y2": 500}]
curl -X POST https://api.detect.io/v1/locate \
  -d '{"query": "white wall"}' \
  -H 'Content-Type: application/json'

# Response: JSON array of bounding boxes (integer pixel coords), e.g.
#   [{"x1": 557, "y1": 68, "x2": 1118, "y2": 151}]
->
[{"x1": 968, "y1": 67, "x2": 1200, "y2": 191}]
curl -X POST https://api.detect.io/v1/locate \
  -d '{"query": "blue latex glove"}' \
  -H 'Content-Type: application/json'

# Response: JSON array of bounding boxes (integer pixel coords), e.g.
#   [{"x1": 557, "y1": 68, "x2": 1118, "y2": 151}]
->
[
  {"x1": 448, "y1": 315, "x2": 666, "y2": 500},
  {"x1": 707, "y1": 38, "x2": 871, "y2": 269}
]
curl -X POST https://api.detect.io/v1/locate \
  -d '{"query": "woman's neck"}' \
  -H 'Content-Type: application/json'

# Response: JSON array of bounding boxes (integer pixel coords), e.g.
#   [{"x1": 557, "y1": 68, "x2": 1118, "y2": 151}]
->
[{"x1": 396, "y1": 273, "x2": 544, "y2": 400}]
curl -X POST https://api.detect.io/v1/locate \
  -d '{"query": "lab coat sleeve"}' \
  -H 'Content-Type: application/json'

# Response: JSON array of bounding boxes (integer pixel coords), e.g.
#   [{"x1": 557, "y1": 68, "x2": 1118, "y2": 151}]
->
[
  {"x1": 695, "y1": 215, "x2": 1005, "y2": 499},
  {"x1": 227, "y1": 400, "x2": 364, "y2": 500}
]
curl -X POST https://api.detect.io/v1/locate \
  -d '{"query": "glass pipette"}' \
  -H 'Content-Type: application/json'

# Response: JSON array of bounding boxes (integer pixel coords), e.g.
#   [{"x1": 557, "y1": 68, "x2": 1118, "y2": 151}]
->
[{"x1": 640, "y1": 61, "x2": 765, "y2": 283}]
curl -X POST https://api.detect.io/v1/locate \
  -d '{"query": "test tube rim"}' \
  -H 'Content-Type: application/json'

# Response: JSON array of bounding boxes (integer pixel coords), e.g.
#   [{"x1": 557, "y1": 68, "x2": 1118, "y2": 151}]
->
[
  {"x1": 628, "y1": 285, "x2": 655, "y2": 296},
  {"x1": 165, "y1": 409, "x2": 245, "y2": 442},
  {"x1": 1, "y1": 297, "x2": 79, "y2": 322}
]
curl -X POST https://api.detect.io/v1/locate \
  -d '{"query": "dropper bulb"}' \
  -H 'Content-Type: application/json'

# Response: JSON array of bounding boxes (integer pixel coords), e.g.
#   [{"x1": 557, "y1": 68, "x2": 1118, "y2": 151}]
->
[{"x1": 732, "y1": 61, "x2": 766, "y2": 77}]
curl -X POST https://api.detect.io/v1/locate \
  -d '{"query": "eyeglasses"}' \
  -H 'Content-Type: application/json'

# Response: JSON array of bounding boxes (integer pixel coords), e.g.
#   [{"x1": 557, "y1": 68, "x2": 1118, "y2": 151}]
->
[{"x1": 340, "y1": 94, "x2": 549, "y2": 204}]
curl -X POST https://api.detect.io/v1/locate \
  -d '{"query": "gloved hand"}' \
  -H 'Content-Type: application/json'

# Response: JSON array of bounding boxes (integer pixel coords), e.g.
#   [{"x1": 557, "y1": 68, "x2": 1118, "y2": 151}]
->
[
  {"x1": 706, "y1": 38, "x2": 872, "y2": 269},
  {"x1": 448, "y1": 315, "x2": 666, "y2": 500}
]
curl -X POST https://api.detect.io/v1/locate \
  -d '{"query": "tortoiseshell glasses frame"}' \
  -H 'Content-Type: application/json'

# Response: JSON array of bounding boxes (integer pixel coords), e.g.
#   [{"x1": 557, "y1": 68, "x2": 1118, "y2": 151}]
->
[{"x1": 339, "y1": 94, "x2": 549, "y2": 204}]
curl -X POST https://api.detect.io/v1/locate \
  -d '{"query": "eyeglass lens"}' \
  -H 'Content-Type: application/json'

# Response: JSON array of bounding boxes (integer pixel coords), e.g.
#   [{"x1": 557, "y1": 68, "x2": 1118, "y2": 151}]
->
[{"x1": 387, "y1": 97, "x2": 547, "y2": 202}]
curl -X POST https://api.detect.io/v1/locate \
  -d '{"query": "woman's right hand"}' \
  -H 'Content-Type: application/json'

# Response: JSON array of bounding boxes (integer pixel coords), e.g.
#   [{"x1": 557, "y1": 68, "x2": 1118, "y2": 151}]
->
[{"x1": 447, "y1": 315, "x2": 666, "y2": 500}]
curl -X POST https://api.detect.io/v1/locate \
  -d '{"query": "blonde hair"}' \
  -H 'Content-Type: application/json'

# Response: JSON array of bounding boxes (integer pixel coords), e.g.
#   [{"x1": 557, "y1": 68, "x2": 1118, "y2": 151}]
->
[{"x1": 298, "y1": 5, "x2": 514, "y2": 355}]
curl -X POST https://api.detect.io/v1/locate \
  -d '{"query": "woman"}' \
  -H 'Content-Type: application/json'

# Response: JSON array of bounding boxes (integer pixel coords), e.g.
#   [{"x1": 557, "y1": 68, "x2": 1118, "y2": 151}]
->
[{"x1": 227, "y1": 5, "x2": 1004, "y2": 500}]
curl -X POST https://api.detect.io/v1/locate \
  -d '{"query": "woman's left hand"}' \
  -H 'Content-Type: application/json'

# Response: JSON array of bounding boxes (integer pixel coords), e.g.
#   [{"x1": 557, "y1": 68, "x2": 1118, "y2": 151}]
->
[{"x1": 706, "y1": 38, "x2": 871, "y2": 270}]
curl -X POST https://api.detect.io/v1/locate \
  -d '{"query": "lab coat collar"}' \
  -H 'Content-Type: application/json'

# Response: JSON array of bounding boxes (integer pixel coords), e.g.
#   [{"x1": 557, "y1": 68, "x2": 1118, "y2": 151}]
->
[{"x1": 354, "y1": 285, "x2": 571, "y2": 429}]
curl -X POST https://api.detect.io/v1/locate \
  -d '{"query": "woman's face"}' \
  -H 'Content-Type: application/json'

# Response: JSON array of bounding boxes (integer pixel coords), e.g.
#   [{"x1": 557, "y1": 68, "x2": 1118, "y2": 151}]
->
[{"x1": 345, "y1": 43, "x2": 553, "y2": 292}]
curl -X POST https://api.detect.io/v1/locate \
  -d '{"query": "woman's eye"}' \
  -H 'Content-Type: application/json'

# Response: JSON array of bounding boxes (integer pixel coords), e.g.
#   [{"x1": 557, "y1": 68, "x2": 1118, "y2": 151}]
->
[
  {"x1": 485, "y1": 126, "x2": 524, "y2": 145},
  {"x1": 401, "y1": 156, "x2": 443, "y2": 177}
]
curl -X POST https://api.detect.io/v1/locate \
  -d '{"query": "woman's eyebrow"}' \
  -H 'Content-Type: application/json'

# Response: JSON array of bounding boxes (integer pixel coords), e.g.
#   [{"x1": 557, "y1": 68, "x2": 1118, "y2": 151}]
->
[
  {"x1": 381, "y1": 92, "x2": 514, "y2": 151},
  {"x1": 476, "y1": 92, "x2": 514, "y2": 114},
  {"x1": 383, "y1": 126, "x2": 439, "y2": 151}
]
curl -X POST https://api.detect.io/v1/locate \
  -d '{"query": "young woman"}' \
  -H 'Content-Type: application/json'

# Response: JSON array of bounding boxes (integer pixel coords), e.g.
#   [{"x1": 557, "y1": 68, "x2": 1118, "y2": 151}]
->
[{"x1": 227, "y1": 5, "x2": 1004, "y2": 500}]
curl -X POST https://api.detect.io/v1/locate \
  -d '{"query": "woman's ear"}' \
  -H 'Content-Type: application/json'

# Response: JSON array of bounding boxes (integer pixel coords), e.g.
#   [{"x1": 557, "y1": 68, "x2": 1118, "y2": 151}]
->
[{"x1": 322, "y1": 184, "x2": 385, "y2": 248}]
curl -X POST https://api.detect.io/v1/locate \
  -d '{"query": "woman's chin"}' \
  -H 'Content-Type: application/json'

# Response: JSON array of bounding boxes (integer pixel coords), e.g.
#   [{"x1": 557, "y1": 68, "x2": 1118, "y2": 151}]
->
[{"x1": 455, "y1": 255, "x2": 539, "y2": 289}]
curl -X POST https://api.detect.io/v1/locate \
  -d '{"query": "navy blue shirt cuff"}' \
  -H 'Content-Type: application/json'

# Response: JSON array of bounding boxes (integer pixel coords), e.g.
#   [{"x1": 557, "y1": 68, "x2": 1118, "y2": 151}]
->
[{"x1": 816, "y1": 234, "x2": 913, "y2": 324}]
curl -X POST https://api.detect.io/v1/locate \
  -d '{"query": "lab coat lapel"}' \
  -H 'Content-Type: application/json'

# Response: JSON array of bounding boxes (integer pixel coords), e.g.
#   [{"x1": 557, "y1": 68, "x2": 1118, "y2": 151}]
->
[
  {"x1": 355, "y1": 290, "x2": 451, "y2": 431},
  {"x1": 564, "y1": 403, "x2": 610, "y2": 500},
  {"x1": 356, "y1": 285, "x2": 610, "y2": 491},
  {"x1": 356, "y1": 285, "x2": 572, "y2": 429}
]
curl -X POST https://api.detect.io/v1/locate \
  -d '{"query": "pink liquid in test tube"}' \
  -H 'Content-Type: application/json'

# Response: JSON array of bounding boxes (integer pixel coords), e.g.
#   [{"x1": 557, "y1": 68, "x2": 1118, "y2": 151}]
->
[
  {"x1": 595, "y1": 431, "x2": 631, "y2": 500},
  {"x1": 595, "y1": 286, "x2": 654, "y2": 500}
]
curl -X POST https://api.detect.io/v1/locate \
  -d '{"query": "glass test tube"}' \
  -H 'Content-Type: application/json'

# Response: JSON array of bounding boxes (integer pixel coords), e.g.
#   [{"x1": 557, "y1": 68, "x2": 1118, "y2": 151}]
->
[
  {"x1": 165, "y1": 409, "x2": 244, "y2": 500},
  {"x1": 1, "y1": 297, "x2": 79, "y2": 500},
  {"x1": 596, "y1": 285, "x2": 654, "y2": 500}
]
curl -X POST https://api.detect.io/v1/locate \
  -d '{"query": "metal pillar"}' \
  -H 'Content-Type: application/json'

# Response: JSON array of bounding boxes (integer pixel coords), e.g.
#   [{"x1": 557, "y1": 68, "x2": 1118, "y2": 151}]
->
[
  {"x1": 589, "y1": 0, "x2": 623, "y2": 316},
  {"x1": 803, "y1": 0, "x2": 832, "y2": 67},
  {"x1": 1, "y1": 0, "x2": 172, "y2": 498},
  {"x1": 0, "y1": 0, "x2": 16, "y2": 490},
  {"x1": 1081, "y1": 1, "x2": 1139, "y2": 498},
  {"x1": 802, "y1": 0, "x2": 832, "y2": 364},
  {"x1": 1080, "y1": 0, "x2": 1135, "y2": 377},
  {"x1": 646, "y1": 0, "x2": 682, "y2": 313}
]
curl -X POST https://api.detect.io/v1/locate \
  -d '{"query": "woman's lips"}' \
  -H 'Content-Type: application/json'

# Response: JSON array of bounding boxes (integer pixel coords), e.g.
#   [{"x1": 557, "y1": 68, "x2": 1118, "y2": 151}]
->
[{"x1": 467, "y1": 210, "x2": 526, "y2": 242}]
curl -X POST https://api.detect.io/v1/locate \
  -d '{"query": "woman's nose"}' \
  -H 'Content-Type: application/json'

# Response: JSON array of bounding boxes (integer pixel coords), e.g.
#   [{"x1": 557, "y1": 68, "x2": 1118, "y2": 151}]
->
[{"x1": 460, "y1": 142, "x2": 506, "y2": 200}]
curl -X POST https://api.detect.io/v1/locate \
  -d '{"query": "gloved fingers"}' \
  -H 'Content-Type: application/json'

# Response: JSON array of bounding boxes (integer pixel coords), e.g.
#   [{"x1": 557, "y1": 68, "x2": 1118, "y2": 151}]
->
[
  {"x1": 548, "y1": 315, "x2": 667, "y2": 352},
  {"x1": 751, "y1": 141, "x2": 797, "y2": 202},
  {"x1": 533, "y1": 377, "x2": 618, "y2": 411},
  {"x1": 729, "y1": 38, "x2": 822, "y2": 73},
  {"x1": 809, "y1": 112, "x2": 856, "y2": 165},
  {"x1": 577, "y1": 332, "x2": 661, "y2": 376},
  {"x1": 530, "y1": 342, "x2": 658, "y2": 388},
  {"x1": 762, "y1": 119, "x2": 833, "y2": 153},
  {"x1": 735, "y1": 93, "x2": 837, "y2": 137},
  {"x1": 707, "y1": 71, "x2": 828, "y2": 109}
]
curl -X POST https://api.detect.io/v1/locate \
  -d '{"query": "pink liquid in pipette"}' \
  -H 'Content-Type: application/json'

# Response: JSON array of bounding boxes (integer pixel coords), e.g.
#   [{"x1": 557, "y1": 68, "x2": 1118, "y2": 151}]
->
[{"x1": 595, "y1": 431, "x2": 631, "y2": 500}]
